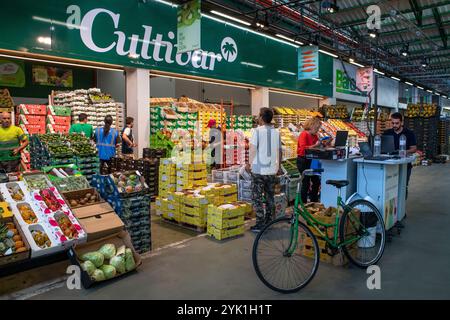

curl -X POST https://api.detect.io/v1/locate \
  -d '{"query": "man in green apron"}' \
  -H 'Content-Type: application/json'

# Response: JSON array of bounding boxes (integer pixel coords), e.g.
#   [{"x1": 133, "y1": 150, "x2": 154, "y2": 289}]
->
[{"x1": 0, "y1": 112, "x2": 29, "y2": 173}]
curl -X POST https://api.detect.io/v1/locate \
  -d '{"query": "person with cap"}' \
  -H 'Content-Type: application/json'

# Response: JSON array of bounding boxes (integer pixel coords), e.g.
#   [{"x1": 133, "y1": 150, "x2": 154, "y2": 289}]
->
[{"x1": 0, "y1": 112, "x2": 29, "y2": 173}]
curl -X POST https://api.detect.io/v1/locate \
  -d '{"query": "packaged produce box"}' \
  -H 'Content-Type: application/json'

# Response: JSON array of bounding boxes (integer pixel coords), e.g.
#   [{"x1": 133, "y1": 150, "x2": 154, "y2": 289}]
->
[
  {"x1": 67, "y1": 231, "x2": 141, "y2": 288},
  {"x1": 0, "y1": 216, "x2": 31, "y2": 266},
  {"x1": 18, "y1": 104, "x2": 47, "y2": 115},
  {"x1": 47, "y1": 115, "x2": 71, "y2": 126},
  {"x1": 20, "y1": 124, "x2": 46, "y2": 135},
  {"x1": 72, "y1": 202, "x2": 124, "y2": 241},
  {"x1": 19, "y1": 114, "x2": 46, "y2": 125},
  {"x1": 21, "y1": 222, "x2": 63, "y2": 258},
  {"x1": 182, "y1": 204, "x2": 208, "y2": 217},
  {"x1": 208, "y1": 214, "x2": 244, "y2": 230},
  {"x1": 207, "y1": 225, "x2": 245, "y2": 241},
  {"x1": 47, "y1": 124, "x2": 70, "y2": 134},
  {"x1": 62, "y1": 188, "x2": 103, "y2": 209},
  {"x1": 0, "y1": 181, "x2": 33, "y2": 204},
  {"x1": 47, "y1": 105, "x2": 71, "y2": 117}
]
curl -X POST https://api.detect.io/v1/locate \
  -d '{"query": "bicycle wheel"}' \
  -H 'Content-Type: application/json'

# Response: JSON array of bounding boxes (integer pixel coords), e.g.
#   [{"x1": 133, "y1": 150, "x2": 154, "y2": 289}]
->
[
  {"x1": 339, "y1": 199, "x2": 386, "y2": 268},
  {"x1": 252, "y1": 217, "x2": 320, "y2": 293}
]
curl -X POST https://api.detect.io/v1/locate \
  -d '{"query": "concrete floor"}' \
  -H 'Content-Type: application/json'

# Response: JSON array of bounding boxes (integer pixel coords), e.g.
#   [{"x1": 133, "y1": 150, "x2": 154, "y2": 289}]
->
[{"x1": 7, "y1": 164, "x2": 450, "y2": 299}]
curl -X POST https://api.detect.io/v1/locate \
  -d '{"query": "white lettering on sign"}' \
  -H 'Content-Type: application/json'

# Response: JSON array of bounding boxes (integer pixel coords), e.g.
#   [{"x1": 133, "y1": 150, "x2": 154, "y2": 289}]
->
[{"x1": 75, "y1": 7, "x2": 236, "y2": 71}]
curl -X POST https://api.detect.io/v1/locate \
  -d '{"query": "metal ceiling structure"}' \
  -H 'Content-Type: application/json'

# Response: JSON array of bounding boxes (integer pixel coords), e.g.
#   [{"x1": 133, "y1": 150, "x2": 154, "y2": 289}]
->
[{"x1": 194, "y1": 0, "x2": 449, "y2": 96}]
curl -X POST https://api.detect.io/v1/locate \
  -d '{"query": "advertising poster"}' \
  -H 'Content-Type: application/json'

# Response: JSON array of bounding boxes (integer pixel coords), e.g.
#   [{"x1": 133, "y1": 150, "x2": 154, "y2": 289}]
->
[
  {"x1": 356, "y1": 67, "x2": 374, "y2": 92},
  {"x1": 298, "y1": 46, "x2": 319, "y2": 80},
  {"x1": 32, "y1": 65, "x2": 73, "y2": 87},
  {"x1": 0, "y1": 59, "x2": 25, "y2": 87},
  {"x1": 177, "y1": 0, "x2": 201, "y2": 53}
]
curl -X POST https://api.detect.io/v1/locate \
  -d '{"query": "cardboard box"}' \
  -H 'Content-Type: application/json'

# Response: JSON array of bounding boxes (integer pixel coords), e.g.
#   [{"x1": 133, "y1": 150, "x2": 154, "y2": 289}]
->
[
  {"x1": 207, "y1": 225, "x2": 244, "y2": 241},
  {"x1": 67, "y1": 231, "x2": 141, "y2": 288},
  {"x1": 207, "y1": 203, "x2": 244, "y2": 218},
  {"x1": 47, "y1": 124, "x2": 70, "y2": 134},
  {"x1": 72, "y1": 202, "x2": 125, "y2": 241},
  {"x1": 223, "y1": 192, "x2": 238, "y2": 203},
  {"x1": 62, "y1": 188, "x2": 103, "y2": 209},
  {"x1": 47, "y1": 115, "x2": 71, "y2": 125},
  {"x1": 19, "y1": 114, "x2": 46, "y2": 125},
  {"x1": 208, "y1": 214, "x2": 244, "y2": 229},
  {"x1": 181, "y1": 213, "x2": 206, "y2": 227},
  {"x1": 0, "y1": 216, "x2": 31, "y2": 266},
  {"x1": 20, "y1": 123, "x2": 46, "y2": 135},
  {"x1": 182, "y1": 204, "x2": 208, "y2": 217},
  {"x1": 18, "y1": 104, "x2": 47, "y2": 115},
  {"x1": 183, "y1": 194, "x2": 209, "y2": 207}
]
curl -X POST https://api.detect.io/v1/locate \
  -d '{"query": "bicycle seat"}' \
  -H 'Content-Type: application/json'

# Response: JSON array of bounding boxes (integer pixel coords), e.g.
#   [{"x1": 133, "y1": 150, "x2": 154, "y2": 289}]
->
[{"x1": 326, "y1": 180, "x2": 349, "y2": 188}]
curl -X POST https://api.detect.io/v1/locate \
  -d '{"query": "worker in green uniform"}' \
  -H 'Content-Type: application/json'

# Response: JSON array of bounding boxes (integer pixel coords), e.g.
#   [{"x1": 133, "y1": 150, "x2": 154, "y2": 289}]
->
[
  {"x1": 0, "y1": 112, "x2": 29, "y2": 173},
  {"x1": 69, "y1": 113, "x2": 94, "y2": 139}
]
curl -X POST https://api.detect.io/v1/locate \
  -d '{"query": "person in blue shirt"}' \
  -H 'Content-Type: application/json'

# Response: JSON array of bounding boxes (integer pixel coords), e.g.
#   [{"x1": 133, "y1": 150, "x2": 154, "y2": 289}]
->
[{"x1": 94, "y1": 115, "x2": 120, "y2": 174}]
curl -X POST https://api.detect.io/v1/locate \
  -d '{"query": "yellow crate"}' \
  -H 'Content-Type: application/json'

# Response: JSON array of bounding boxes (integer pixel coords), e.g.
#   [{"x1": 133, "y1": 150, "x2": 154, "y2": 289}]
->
[
  {"x1": 223, "y1": 193, "x2": 238, "y2": 203},
  {"x1": 176, "y1": 170, "x2": 194, "y2": 179},
  {"x1": 167, "y1": 191, "x2": 185, "y2": 202},
  {"x1": 183, "y1": 194, "x2": 209, "y2": 207},
  {"x1": 160, "y1": 158, "x2": 175, "y2": 166},
  {"x1": 235, "y1": 202, "x2": 252, "y2": 214},
  {"x1": 218, "y1": 184, "x2": 238, "y2": 195},
  {"x1": 193, "y1": 170, "x2": 207, "y2": 179},
  {"x1": 193, "y1": 179, "x2": 207, "y2": 187},
  {"x1": 208, "y1": 214, "x2": 245, "y2": 229},
  {"x1": 181, "y1": 213, "x2": 207, "y2": 227},
  {"x1": 207, "y1": 203, "x2": 244, "y2": 218},
  {"x1": 162, "y1": 210, "x2": 181, "y2": 222},
  {"x1": 167, "y1": 201, "x2": 181, "y2": 212},
  {"x1": 207, "y1": 225, "x2": 245, "y2": 240},
  {"x1": 182, "y1": 204, "x2": 208, "y2": 217}
]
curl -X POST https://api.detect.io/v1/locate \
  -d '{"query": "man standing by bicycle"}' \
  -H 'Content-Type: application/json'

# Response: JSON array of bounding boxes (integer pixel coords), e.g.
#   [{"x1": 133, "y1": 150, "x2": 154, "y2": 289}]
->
[{"x1": 246, "y1": 108, "x2": 282, "y2": 233}]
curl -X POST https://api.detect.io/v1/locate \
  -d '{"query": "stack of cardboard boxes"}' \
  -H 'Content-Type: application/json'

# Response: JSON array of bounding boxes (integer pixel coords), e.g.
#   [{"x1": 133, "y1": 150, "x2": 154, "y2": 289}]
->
[
  {"x1": 207, "y1": 201, "x2": 252, "y2": 240},
  {"x1": 158, "y1": 158, "x2": 177, "y2": 198},
  {"x1": 47, "y1": 105, "x2": 72, "y2": 134},
  {"x1": 176, "y1": 163, "x2": 208, "y2": 191},
  {"x1": 18, "y1": 104, "x2": 47, "y2": 135}
]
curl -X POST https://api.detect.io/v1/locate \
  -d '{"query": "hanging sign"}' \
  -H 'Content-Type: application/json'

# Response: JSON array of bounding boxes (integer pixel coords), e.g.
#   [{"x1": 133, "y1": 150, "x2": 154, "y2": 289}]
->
[
  {"x1": 298, "y1": 46, "x2": 319, "y2": 80},
  {"x1": 356, "y1": 67, "x2": 374, "y2": 92},
  {"x1": 32, "y1": 65, "x2": 73, "y2": 87},
  {"x1": 177, "y1": 0, "x2": 201, "y2": 54},
  {"x1": 0, "y1": 59, "x2": 25, "y2": 87}
]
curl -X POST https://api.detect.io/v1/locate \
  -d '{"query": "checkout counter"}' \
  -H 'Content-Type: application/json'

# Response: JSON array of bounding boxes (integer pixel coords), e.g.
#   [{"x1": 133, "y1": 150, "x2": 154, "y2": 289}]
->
[{"x1": 306, "y1": 143, "x2": 414, "y2": 231}]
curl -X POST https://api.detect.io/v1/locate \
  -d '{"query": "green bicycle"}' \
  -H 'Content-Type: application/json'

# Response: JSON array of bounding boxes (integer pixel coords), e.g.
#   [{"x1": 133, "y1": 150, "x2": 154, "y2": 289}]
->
[{"x1": 252, "y1": 168, "x2": 386, "y2": 293}]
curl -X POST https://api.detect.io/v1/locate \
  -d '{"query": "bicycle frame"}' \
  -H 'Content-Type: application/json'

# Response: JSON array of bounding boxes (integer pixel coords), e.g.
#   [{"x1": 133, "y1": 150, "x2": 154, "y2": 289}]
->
[{"x1": 286, "y1": 171, "x2": 363, "y2": 255}]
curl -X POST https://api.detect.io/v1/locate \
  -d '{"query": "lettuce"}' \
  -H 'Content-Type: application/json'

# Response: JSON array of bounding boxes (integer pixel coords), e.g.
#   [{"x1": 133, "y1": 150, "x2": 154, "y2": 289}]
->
[
  {"x1": 91, "y1": 269, "x2": 105, "y2": 282},
  {"x1": 110, "y1": 255, "x2": 126, "y2": 274},
  {"x1": 81, "y1": 261, "x2": 96, "y2": 276},
  {"x1": 125, "y1": 248, "x2": 136, "y2": 271},
  {"x1": 98, "y1": 244, "x2": 116, "y2": 259},
  {"x1": 80, "y1": 251, "x2": 104, "y2": 268},
  {"x1": 100, "y1": 264, "x2": 116, "y2": 279}
]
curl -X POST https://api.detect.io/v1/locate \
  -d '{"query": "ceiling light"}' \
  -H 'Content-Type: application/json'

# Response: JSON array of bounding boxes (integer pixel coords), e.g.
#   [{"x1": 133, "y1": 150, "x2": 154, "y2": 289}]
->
[
  {"x1": 391, "y1": 76, "x2": 401, "y2": 81},
  {"x1": 350, "y1": 60, "x2": 365, "y2": 68},
  {"x1": 374, "y1": 68, "x2": 385, "y2": 75},
  {"x1": 322, "y1": 0, "x2": 339, "y2": 14},
  {"x1": 275, "y1": 34, "x2": 303, "y2": 45},
  {"x1": 241, "y1": 61, "x2": 264, "y2": 68},
  {"x1": 277, "y1": 70, "x2": 296, "y2": 76},
  {"x1": 421, "y1": 58, "x2": 429, "y2": 68},
  {"x1": 210, "y1": 10, "x2": 251, "y2": 26},
  {"x1": 435, "y1": 93, "x2": 441, "y2": 96},
  {"x1": 312, "y1": 78, "x2": 322, "y2": 81},
  {"x1": 318, "y1": 49, "x2": 338, "y2": 58},
  {"x1": 405, "y1": 81, "x2": 413, "y2": 86},
  {"x1": 426, "y1": 90, "x2": 433, "y2": 93},
  {"x1": 349, "y1": 58, "x2": 354, "y2": 63},
  {"x1": 417, "y1": 86, "x2": 424, "y2": 90},
  {"x1": 369, "y1": 30, "x2": 377, "y2": 38},
  {"x1": 37, "y1": 36, "x2": 52, "y2": 45}
]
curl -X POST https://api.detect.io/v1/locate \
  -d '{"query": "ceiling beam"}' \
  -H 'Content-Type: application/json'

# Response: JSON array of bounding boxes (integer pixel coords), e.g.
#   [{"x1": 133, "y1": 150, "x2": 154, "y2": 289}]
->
[
  {"x1": 352, "y1": 11, "x2": 450, "y2": 30},
  {"x1": 378, "y1": 20, "x2": 450, "y2": 37},
  {"x1": 383, "y1": 35, "x2": 443, "y2": 48},
  {"x1": 409, "y1": 0, "x2": 422, "y2": 26},
  {"x1": 338, "y1": 0, "x2": 450, "y2": 27},
  {"x1": 432, "y1": 7, "x2": 448, "y2": 48}
]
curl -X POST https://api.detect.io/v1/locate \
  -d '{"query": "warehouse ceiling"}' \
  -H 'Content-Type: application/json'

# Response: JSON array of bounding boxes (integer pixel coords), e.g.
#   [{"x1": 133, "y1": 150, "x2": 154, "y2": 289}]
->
[{"x1": 190, "y1": 0, "x2": 450, "y2": 96}]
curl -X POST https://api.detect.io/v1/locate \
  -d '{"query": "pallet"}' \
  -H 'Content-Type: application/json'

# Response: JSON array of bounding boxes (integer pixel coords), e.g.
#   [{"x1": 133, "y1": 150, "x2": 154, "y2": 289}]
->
[
  {"x1": 206, "y1": 233, "x2": 244, "y2": 243},
  {"x1": 160, "y1": 217, "x2": 206, "y2": 233}
]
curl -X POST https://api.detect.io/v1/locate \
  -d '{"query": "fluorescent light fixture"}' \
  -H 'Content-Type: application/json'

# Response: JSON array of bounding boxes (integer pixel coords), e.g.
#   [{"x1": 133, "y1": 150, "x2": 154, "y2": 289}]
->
[
  {"x1": 405, "y1": 81, "x2": 413, "y2": 86},
  {"x1": 312, "y1": 78, "x2": 322, "y2": 81},
  {"x1": 435, "y1": 93, "x2": 440, "y2": 96},
  {"x1": 374, "y1": 68, "x2": 385, "y2": 75},
  {"x1": 277, "y1": 70, "x2": 296, "y2": 76},
  {"x1": 350, "y1": 61, "x2": 365, "y2": 68},
  {"x1": 154, "y1": 0, "x2": 178, "y2": 7},
  {"x1": 241, "y1": 61, "x2": 263, "y2": 68},
  {"x1": 426, "y1": 90, "x2": 433, "y2": 93},
  {"x1": 275, "y1": 34, "x2": 303, "y2": 45},
  {"x1": 202, "y1": 14, "x2": 298, "y2": 48},
  {"x1": 0, "y1": 53, "x2": 123, "y2": 72},
  {"x1": 210, "y1": 10, "x2": 251, "y2": 26},
  {"x1": 390, "y1": 76, "x2": 401, "y2": 81},
  {"x1": 269, "y1": 88, "x2": 324, "y2": 99},
  {"x1": 37, "y1": 36, "x2": 51, "y2": 45},
  {"x1": 318, "y1": 49, "x2": 338, "y2": 58},
  {"x1": 417, "y1": 86, "x2": 424, "y2": 90}
]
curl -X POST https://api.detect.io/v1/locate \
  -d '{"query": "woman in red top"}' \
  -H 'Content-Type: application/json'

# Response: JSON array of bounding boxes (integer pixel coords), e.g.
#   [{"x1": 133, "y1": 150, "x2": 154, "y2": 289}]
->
[{"x1": 297, "y1": 117, "x2": 322, "y2": 203}]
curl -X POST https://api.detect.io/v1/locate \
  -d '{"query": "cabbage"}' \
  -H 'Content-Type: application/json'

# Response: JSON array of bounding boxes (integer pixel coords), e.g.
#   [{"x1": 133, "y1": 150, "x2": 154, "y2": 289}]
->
[
  {"x1": 125, "y1": 248, "x2": 136, "y2": 271},
  {"x1": 80, "y1": 251, "x2": 104, "y2": 268},
  {"x1": 100, "y1": 264, "x2": 116, "y2": 279},
  {"x1": 98, "y1": 244, "x2": 116, "y2": 259},
  {"x1": 110, "y1": 255, "x2": 126, "y2": 274},
  {"x1": 91, "y1": 269, "x2": 105, "y2": 282},
  {"x1": 81, "y1": 261, "x2": 96, "y2": 276}
]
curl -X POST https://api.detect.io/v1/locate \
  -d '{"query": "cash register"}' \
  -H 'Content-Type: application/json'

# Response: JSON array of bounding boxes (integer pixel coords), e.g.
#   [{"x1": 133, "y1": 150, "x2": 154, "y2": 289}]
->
[{"x1": 305, "y1": 130, "x2": 349, "y2": 160}]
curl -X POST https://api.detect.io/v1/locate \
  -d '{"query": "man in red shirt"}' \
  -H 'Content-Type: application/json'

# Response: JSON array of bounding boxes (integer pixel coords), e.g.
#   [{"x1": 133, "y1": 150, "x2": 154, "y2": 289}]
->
[{"x1": 297, "y1": 117, "x2": 322, "y2": 203}]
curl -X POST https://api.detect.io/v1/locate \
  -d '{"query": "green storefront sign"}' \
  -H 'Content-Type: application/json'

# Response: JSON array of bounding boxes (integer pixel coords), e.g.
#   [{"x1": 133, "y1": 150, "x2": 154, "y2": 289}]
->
[
  {"x1": 335, "y1": 69, "x2": 363, "y2": 96},
  {"x1": 0, "y1": 0, "x2": 333, "y2": 96}
]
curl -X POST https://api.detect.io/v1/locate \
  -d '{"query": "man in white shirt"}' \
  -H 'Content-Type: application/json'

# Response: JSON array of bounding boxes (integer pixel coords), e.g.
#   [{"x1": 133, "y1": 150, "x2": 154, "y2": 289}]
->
[{"x1": 246, "y1": 108, "x2": 282, "y2": 233}]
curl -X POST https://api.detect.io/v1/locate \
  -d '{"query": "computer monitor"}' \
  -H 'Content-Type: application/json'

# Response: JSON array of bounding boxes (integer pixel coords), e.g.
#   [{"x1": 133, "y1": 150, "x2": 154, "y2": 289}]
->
[
  {"x1": 381, "y1": 135, "x2": 396, "y2": 154},
  {"x1": 358, "y1": 142, "x2": 373, "y2": 157},
  {"x1": 335, "y1": 130, "x2": 349, "y2": 147}
]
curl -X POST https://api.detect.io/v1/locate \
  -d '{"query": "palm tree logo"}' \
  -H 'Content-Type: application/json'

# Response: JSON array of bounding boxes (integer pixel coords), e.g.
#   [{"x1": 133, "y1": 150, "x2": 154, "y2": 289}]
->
[{"x1": 221, "y1": 37, "x2": 238, "y2": 62}]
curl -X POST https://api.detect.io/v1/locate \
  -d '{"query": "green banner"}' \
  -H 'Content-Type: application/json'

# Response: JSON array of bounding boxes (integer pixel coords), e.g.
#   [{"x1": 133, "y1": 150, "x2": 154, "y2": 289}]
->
[
  {"x1": 177, "y1": 0, "x2": 201, "y2": 54},
  {"x1": 0, "y1": 59, "x2": 25, "y2": 87},
  {"x1": 0, "y1": 0, "x2": 333, "y2": 96}
]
